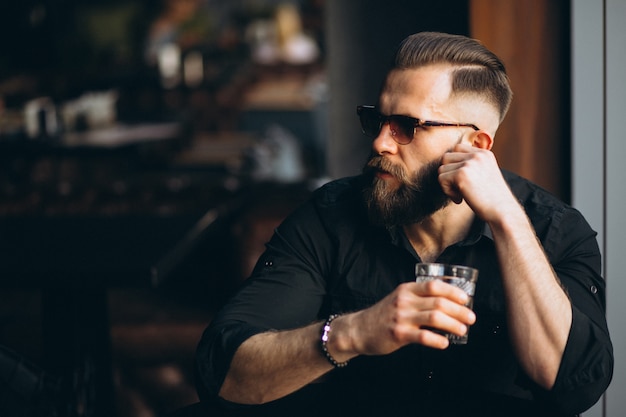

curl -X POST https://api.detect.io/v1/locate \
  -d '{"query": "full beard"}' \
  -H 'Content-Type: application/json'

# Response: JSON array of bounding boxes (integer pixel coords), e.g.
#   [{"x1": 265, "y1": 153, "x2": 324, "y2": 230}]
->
[{"x1": 362, "y1": 155, "x2": 451, "y2": 227}]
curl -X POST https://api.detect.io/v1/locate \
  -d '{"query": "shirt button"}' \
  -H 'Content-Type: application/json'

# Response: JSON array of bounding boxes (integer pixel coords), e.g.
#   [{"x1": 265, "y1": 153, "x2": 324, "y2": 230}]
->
[
  {"x1": 493, "y1": 325, "x2": 501, "y2": 334},
  {"x1": 590, "y1": 285, "x2": 598, "y2": 294}
]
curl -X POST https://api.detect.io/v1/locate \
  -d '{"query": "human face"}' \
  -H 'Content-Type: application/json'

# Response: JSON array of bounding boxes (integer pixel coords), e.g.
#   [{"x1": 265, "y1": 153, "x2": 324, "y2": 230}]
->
[{"x1": 361, "y1": 66, "x2": 480, "y2": 226}]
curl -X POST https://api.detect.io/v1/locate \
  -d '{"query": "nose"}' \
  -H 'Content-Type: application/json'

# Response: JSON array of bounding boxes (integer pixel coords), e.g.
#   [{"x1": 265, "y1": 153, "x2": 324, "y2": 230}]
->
[{"x1": 372, "y1": 123, "x2": 399, "y2": 155}]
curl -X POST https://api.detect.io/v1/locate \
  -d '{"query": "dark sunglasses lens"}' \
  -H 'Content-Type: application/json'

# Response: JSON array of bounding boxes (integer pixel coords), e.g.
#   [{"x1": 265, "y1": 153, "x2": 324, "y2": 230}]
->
[
  {"x1": 388, "y1": 116, "x2": 414, "y2": 144},
  {"x1": 359, "y1": 108, "x2": 381, "y2": 137}
]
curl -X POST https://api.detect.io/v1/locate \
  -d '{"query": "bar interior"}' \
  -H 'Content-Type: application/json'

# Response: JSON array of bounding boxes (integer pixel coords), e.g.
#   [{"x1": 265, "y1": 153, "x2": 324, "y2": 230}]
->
[{"x1": 0, "y1": 1, "x2": 573, "y2": 416}]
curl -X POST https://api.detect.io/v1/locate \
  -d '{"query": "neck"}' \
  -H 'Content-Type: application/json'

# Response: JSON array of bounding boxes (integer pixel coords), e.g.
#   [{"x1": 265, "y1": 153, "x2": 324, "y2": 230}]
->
[{"x1": 403, "y1": 202, "x2": 475, "y2": 263}]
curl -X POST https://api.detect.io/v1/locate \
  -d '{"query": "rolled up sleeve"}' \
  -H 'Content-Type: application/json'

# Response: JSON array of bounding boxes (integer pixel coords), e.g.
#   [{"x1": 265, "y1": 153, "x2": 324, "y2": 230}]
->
[
  {"x1": 541, "y1": 207, "x2": 613, "y2": 414},
  {"x1": 195, "y1": 200, "x2": 331, "y2": 402}
]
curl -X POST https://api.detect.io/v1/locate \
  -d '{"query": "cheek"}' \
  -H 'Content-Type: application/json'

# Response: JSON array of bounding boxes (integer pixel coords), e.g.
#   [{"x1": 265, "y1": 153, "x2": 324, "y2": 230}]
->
[
  {"x1": 400, "y1": 146, "x2": 437, "y2": 173},
  {"x1": 405, "y1": 136, "x2": 456, "y2": 166}
]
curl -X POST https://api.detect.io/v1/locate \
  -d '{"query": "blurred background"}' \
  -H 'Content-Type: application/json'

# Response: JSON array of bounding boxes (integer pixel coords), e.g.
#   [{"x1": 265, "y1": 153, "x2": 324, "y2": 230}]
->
[{"x1": 0, "y1": 1, "x2": 623, "y2": 417}]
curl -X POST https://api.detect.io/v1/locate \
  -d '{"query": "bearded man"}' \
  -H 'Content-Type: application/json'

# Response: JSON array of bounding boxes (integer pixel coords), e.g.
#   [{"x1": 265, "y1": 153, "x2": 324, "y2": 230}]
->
[{"x1": 195, "y1": 32, "x2": 613, "y2": 417}]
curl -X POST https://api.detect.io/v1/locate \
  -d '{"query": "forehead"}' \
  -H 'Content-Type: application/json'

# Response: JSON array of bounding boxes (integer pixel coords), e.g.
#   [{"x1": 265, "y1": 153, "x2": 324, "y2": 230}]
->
[{"x1": 379, "y1": 66, "x2": 454, "y2": 115}]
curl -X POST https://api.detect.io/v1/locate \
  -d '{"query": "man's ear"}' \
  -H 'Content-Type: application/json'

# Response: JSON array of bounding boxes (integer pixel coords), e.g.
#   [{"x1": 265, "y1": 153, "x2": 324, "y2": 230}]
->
[{"x1": 471, "y1": 130, "x2": 494, "y2": 150}]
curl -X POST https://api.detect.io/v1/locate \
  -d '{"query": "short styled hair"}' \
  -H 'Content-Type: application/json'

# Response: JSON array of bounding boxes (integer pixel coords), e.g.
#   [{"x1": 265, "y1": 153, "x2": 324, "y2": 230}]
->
[{"x1": 391, "y1": 32, "x2": 513, "y2": 123}]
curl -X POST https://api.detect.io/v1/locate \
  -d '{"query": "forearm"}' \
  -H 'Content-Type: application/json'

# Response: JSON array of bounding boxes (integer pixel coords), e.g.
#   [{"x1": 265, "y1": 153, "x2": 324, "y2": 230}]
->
[
  {"x1": 489, "y1": 204, "x2": 572, "y2": 389},
  {"x1": 219, "y1": 321, "x2": 334, "y2": 404},
  {"x1": 217, "y1": 278, "x2": 478, "y2": 404}
]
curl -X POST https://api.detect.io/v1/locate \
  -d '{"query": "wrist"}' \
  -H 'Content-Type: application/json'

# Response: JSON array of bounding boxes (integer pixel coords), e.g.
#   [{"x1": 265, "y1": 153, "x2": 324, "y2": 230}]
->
[
  {"x1": 320, "y1": 314, "x2": 350, "y2": 368},
  {"x1": 486, "y1": 197, "x2": 528, "y2": 232}
]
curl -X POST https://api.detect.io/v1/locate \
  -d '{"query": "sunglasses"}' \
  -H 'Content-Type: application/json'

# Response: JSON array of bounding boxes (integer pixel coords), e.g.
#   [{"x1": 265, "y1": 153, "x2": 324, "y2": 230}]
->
[{"x1": 357, "y1": 105, "x2": 480, "y2": 145}]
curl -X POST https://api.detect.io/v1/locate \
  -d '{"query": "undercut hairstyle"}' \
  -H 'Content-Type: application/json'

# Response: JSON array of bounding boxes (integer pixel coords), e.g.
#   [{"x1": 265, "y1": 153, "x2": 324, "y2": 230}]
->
[{"x1": 391, "y1": 32, "x2": 513, "y2": 123}]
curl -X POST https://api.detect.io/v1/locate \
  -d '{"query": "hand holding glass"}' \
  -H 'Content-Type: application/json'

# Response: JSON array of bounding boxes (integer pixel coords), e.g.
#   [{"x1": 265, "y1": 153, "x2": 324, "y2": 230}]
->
[{"x1": 415, "y1": 263, "x2": 479, "y2": 344}]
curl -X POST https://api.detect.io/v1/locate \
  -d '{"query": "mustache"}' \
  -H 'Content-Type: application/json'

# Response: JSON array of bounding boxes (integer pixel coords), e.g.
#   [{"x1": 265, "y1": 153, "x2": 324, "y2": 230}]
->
[
  {"x1": 364, "y1": 156, "x2": 409, "y2": 182},
  {"x1": 364, "y1": 153, "x2": 450, "y2": 196}
]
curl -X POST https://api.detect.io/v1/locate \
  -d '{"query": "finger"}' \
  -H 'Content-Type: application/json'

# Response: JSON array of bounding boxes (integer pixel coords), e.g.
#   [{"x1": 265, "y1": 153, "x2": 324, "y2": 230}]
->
[
  {"x1": 420, "y1": 298, "x2": 476, "y2": 326},
  {"x1": 439, "y1": 153, "x2": 469, "y2": 171},
  {"x1": 439, "y1": 178, "x2": 463, "y2": 204},
  {"x1": 412, "y1": 284, "x2": 477, "y2": 326},
  {"x1": 426, "y1": 307, "x2": 468, "y2": 330},
  {"x1": 437, "y1": 166, "x2": 464, "y2": 204},
  {"x1": 391, "y1": 317, "x2": 452, "y2": 349},
  {"x1": 403, "y1": 282, "x2": 477, "y2": 324},
  {"x1": 408, "y1": 315, "x2": 467, "y2": 349},
  {"x1": 414, "y1": 328, "x2": 451, "y2": 350},
  {"x1": 441, "y1": 144, "x2": 476, "y2": 163},
  {"x1": 398, "y1": 291, "x2": 475, "y2": 332},
  {"x1": 414, "y1": 279, "x2": 470, "y2": 305}
]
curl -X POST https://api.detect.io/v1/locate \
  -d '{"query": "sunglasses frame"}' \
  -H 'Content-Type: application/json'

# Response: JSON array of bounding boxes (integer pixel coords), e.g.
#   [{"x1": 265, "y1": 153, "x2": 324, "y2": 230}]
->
[{"x1": 357, "y1": 105, "x2": 480, "y2": 145}]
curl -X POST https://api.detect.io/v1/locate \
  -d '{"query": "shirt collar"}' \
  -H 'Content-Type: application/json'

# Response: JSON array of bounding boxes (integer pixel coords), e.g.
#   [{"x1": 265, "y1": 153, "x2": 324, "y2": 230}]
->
[{"x1": 388, "y1": 215, "x2": 493, "y2": 253}]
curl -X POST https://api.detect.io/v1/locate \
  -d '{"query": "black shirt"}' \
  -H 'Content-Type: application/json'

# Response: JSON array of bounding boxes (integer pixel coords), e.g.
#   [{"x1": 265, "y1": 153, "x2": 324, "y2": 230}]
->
[{"x1": 196, "y1": 171, "x2": 613, "y2": 417}]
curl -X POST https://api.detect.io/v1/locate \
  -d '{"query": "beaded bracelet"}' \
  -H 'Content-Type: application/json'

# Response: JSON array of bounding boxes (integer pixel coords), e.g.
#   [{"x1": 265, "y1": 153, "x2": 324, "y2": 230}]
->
[{"x1": 320, "y1": 314, "x2": 349, "y2": 368}]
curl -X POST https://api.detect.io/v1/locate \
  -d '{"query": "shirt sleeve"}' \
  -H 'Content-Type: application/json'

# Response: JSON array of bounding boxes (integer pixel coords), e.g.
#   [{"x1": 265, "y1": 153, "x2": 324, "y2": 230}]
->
[
  {"x1": 195, "y1": 199, "x2": 332, "y2": 402},
  {"x1": 542, "y1": 206, "x2": 613, "y2": 414}
]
